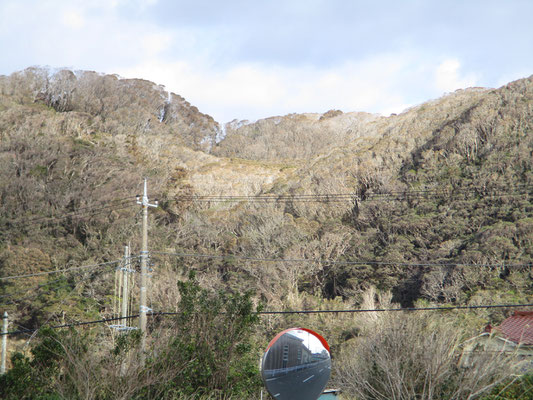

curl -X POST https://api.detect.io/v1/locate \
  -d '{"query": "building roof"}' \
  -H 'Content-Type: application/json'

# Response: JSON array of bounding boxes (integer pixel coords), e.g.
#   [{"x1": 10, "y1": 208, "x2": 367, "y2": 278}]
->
[{"x1": 497, "y1": 311, "x2": 533, "y2": 345}]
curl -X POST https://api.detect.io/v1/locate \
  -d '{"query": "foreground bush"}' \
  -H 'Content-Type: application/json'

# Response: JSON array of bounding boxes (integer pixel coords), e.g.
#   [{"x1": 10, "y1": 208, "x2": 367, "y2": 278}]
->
[
  {"x1": 333, "y1": 311, "x2": 524, "y2": 400},
  {"x1": 0, "y1": 273, "x2": 262, "y2": 400}
]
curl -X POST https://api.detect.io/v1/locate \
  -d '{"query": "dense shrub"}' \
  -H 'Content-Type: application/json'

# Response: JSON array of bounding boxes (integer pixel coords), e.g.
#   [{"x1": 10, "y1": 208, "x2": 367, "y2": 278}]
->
[{"x1": 0, "y1": 274, "x2": 262, "y2": 400}]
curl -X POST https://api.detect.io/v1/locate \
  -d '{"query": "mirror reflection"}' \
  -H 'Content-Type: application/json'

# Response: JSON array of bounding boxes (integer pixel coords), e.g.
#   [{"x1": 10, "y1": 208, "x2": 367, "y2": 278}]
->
[{"x1": 261, "y1": 328, "x2": 331, "y2": 400}]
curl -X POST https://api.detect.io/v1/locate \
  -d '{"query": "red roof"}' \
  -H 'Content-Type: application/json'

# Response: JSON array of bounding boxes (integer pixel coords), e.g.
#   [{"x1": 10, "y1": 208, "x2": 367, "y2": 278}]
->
[{"x1": 498, "y1": 311, "x2": 533, "y2": 345}]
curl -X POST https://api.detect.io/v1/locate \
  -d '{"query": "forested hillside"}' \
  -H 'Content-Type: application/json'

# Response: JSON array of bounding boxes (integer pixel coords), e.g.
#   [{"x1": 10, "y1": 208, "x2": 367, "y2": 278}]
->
[{"x1": 0, "y1": 67, "x2": 532, "y2": 399}]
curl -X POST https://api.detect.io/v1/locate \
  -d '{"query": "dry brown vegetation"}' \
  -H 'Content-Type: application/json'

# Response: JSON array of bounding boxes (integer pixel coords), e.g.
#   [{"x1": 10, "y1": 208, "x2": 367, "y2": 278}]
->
[
  {"x1": 333, "y1": 309, "x2": 521, "y2": 400},
  {"x1": 0, "y1": 67, "x2": 532, "y2": 398}
]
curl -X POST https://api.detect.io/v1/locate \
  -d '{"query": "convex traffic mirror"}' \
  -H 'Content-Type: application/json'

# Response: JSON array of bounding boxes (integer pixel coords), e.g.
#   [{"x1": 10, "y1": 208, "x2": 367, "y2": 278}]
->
[{"x1": 261, "y1": 328, "x2": 331, "y2": 400}]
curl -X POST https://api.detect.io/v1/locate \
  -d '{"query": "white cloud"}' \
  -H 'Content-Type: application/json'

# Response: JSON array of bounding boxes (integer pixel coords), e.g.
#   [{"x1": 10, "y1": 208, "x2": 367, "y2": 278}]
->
[
  {"x1": 496, "y1": 70, "x2": 532, "y2": 87},
  {"x1": 1, "y1": 1, "x2": 495, "y2": 125},
  {"x1": 117, "y1": 61, "x2": 288, "y2": 116},
  {"x1": 140, "y1": 32, "x2": 173, "y2": 56},
  {"x1": 0, "y1": 0, "x2": 177, "y2": 74},
  {"x1": 434, "y1": 59, "x2": 478, "y2": 93},
  {"x1": 117, "y1": 53, "x2": 419, "y2": 123},
  {"x1": 61, "y1": 10, "x2": 85, "y2": 29}
]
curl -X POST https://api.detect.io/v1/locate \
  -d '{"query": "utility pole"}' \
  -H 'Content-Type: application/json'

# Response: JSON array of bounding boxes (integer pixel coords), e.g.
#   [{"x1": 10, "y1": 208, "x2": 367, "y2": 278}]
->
[
  {"x1": 121, "y1": 245, "x2": 130, "y2": 326},
  {"x1": 1, "y1": 312, "x2": 7, "y2": 374},
  {"x1": 136, "y1": 179, "x2": 158, "y2": 358}
]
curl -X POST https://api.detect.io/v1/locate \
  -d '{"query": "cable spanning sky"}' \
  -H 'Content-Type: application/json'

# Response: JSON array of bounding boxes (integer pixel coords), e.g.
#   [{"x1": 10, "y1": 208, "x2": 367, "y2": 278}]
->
[{"x1": 1, "y1": 0, "x2": 532, "y2": 123}]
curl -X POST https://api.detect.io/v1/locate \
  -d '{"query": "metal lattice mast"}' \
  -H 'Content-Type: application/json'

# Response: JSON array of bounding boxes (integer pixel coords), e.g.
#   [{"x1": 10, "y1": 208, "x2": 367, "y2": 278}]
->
[{"x1": 121, "y1": 245, "x2": 129, "y2": 326}]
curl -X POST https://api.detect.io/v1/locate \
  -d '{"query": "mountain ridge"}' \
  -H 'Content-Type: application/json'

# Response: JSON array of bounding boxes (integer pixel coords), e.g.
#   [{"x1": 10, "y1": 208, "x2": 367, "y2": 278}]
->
[{"x1": 0, "y1": 66, "x2": 532, "y2": 341}]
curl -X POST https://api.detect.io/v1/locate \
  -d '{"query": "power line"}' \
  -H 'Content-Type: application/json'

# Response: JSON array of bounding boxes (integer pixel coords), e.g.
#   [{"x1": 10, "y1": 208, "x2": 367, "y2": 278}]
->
[
  {"x1": 0, "y1": 274, "x2": 78, "y2": 302},
  {"x1": 254, "y1": 303, "x2": 533, "y2": 315},
  {"x1": 7, "y1": 197, "x2": 132, "y2": 224},
  {"x1": 160, "y1": 184, "x2": 533, "y2": 204},
  {"x1": 13, "y1": 202, "x2": 135, "y2": 227},
  {"x1": 1, "y1": 314, "x2": 140, "y2": 336},
  {"x1": 24, "y1": 267, "x2": 113, "y2": 345},
  {"x1": 3, "y1": 302, "x2": 533, "y2": 337},
  {"x1": 0, "y1": 258, "x2": 136, "y2": 305},
  {"x1": 4, "y1": 197, "x2": 136, "y2": 228},
  {"x1": 1, "y1": 282, "x2": 76, "y2": 306},
  {"x1": 0, "y1": 258, "x2": 129, "y2": 281},
  {"x1": 151, "y1": 251, "x2": 533, "y2": 269},
  {"x1": 154, "y1": 302, "x2": 533, "y2": 316},
  {"x1": 2, "y1": 184, "x2": 531, "y2": 229}
]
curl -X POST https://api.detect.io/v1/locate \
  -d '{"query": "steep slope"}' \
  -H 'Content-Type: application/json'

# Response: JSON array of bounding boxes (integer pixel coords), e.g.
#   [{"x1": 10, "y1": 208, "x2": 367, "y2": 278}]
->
[
  {"x1": 213, "y1": 110, "x2": 381, "y2": 160},
  {"x1": 0, "y1": 67, "x2": 219, "y2": 152},
  {"x1": 0, "y1": 67, "x2": 532, "y2": 333}
]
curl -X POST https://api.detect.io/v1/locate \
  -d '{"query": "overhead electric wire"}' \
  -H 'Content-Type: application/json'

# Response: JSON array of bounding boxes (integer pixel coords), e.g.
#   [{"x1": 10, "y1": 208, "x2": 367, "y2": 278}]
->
[
  {"x1": 0, "y1": 257, "x2": 138, "y2": 305},
  {"x1": 0, "y1": 280, "x2": 77, "y2": 306},
  {"x1": 0, "y1": 258, "x2": 127, "y2": 282},
  {"x1": 2, "y1": 314, "x2": 141, "y2": 336},
  {"x1": 151, "y1": 251, "x2": 533, "y2": 269},
  {"x1": 3, "y1": 302, "x2": 533, "y2": 337},
  {"x1": 4, "y1": 196, "x2": 137, "y2": 228},
  {"x1": 1, "y1": 184, "x2": 531, "y2": 336},
  {"x1": 3, "y1": 183, "x2": 531, "y2": 229},
  {"x1": 13, "y1": 322, "x2": 34, "y2": 338},
  {"x1": 23, "y1": 268, "x2": 114, "y2": 345},
  {"x1": 13, "y1": 201, "x2": 136, "y2": 227},
  {"x1": 254, "y1": 303, "x2": 533, "y2": 314},
  {"x1": 154, "y1": 302, "x2": 533, "y2": 316},
  {"x1": 160, "y1": 184, "x2": 533, "y2": 204},
  {"x1": 8, "y1": 197, "x2": 132, "y2": 223},
  {"x1": 0, "y1": 274, "x2": 79, "y2": 300}
]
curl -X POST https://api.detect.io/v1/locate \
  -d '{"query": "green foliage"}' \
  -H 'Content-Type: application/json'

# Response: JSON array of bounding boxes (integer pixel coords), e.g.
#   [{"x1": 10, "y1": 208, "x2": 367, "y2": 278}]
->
[
  {"x1": 0, "y1": 68, "x2": 532, "y2": 398},
  {"x1": 142, "y1": 271, "x2": 263, "y2": 398},
  {"x1": 0, "y1": 275, "x2": 262, "y2": 400},
  {"x1": 481, "y1": 374, "x2": 533, "y2": 399},
  {"x1": 112, "y1": 327, "x2": 142, "y2": 357},
  {"x1": 0, "y1": 327, "x2": 64, "y2": 399}
]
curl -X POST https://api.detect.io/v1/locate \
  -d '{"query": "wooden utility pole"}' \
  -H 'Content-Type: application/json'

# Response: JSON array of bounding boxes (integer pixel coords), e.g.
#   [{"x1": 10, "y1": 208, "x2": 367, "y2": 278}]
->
[
  {"x1": 136, "y1": 179, "x2": 157, "y2": 359},
  {"x1": 1, "y1": 312, "x2": 7, "y2": 374}
]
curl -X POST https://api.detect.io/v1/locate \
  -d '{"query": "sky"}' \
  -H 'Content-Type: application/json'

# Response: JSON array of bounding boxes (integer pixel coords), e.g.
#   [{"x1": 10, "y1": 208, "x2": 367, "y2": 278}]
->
[{"x1": 1, "y1": 0, "x2": 532, "y2": 123}]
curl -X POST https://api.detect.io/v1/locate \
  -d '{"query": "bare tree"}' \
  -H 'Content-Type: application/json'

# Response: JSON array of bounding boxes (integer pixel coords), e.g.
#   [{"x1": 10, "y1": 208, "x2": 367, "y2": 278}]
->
[
  {"x1": 333, "y1": 310, "x2": 521, "y2": 400},
  {"x1": 40, "y1": 327, "x2": 193, "y2": 400}
]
